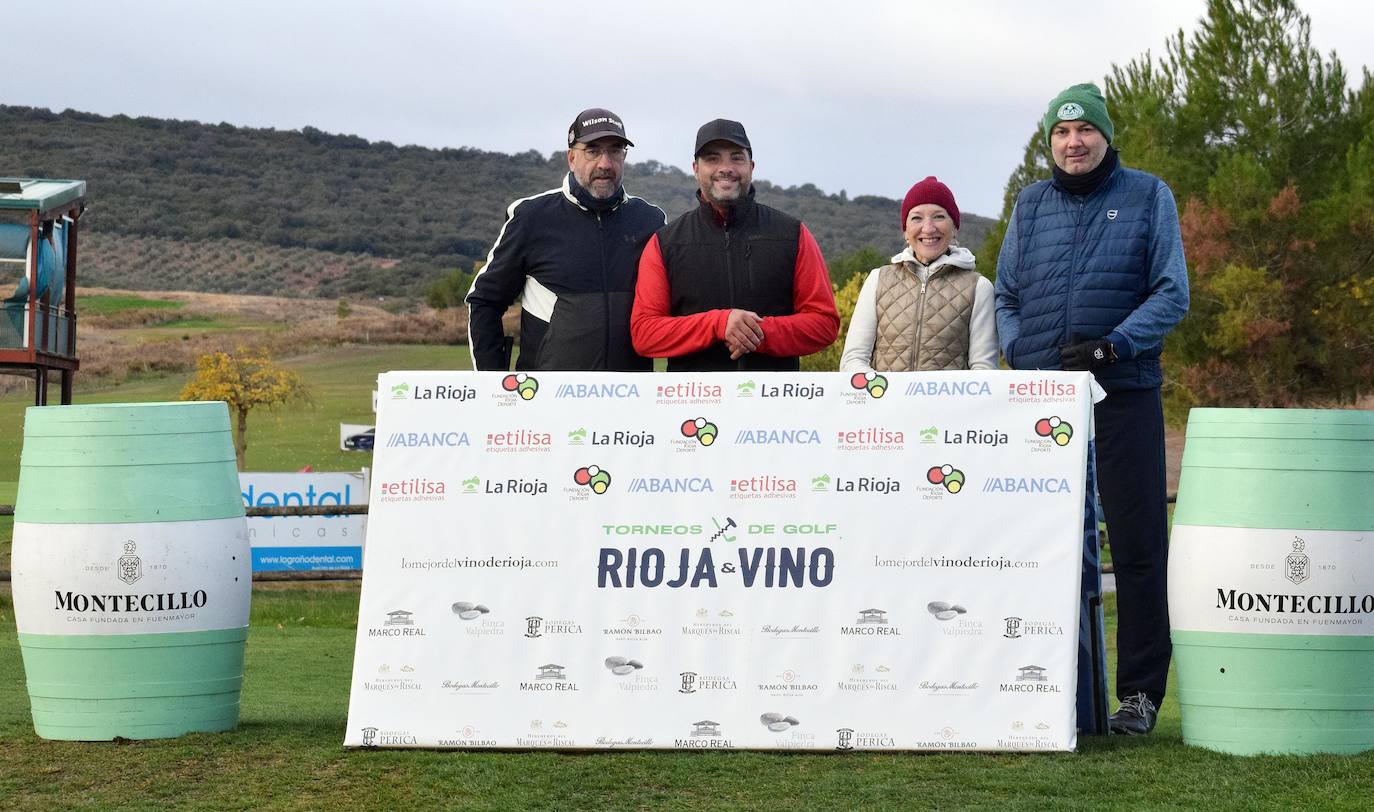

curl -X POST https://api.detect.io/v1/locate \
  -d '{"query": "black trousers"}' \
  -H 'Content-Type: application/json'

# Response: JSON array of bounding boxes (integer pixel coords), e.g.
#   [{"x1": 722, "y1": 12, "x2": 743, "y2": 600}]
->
[{"x1": 1094, "y1": 387, "x2": 1171, "y2": 706}]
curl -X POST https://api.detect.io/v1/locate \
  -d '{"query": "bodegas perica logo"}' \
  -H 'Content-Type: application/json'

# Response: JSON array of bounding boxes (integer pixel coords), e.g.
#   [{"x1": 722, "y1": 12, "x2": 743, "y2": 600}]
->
[
  {"x1": 849, "y1": 372, "x2": 888, "y2": 398},
  {"x1": 500, "y1": 373, "x2": 539, "y2": 400}
]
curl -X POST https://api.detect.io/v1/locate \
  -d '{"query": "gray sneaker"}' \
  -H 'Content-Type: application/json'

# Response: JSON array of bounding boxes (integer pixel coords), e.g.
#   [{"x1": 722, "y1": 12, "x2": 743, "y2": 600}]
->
[{"x1": 1109, "y1": 692, "x2": 1158, "y2": 735}]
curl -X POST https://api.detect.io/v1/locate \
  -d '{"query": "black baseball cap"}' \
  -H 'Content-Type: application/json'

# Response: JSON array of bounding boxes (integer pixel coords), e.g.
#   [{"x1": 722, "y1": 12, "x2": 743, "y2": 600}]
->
[
  {"x1": 694, "y1": 119, "x2": 751, "y2": 157},
  {"x1": 568, "y1": 108, "x2": 633, "y2": 147}
]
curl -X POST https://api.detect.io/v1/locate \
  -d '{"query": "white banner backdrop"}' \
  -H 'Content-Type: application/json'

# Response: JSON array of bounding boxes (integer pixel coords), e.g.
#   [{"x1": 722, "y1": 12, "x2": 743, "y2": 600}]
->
[{"x1": 345, "y1": 371, "x2": 1093, "y2": 751}]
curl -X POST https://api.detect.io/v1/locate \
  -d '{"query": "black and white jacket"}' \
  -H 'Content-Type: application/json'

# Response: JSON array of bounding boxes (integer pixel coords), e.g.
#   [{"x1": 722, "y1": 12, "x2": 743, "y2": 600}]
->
[{"x1": 466, "y1": 174, "x2": 665, "y2": 371}]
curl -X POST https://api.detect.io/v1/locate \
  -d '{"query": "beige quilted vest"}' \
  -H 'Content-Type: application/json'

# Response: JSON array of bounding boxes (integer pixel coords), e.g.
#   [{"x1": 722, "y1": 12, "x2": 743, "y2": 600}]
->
[{"x1": 871, "y1": 262, "x2": 979, "y2": 371}]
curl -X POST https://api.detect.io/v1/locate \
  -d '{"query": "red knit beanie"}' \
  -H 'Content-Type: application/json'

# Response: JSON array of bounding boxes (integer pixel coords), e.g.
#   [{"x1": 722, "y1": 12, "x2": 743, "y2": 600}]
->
[{"x1": 900, "y1": 176, "x2": 960, "y2": 230}]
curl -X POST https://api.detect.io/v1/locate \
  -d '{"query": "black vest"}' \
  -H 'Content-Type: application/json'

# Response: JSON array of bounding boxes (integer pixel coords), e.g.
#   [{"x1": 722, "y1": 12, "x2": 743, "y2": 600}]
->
[{"x1": 657, "y1": 190, "x2": 800, "y2": 371}]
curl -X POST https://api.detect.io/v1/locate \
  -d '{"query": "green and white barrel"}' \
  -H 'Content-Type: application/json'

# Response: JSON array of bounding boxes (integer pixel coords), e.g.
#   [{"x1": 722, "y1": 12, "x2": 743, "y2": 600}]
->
[
  {"x1": 1169, "y1": 408, "x2": 1374, "y2": 755},
  {"x1": 12, "y1": 402, "x2": 251, "y2": 741}
]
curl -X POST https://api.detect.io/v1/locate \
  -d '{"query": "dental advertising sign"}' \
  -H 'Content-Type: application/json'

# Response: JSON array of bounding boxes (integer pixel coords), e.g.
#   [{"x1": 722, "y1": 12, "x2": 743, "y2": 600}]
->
[
  {"x1": 240, "y1": 470, "x2": 368, "y2": 571},
  {"x1": 345, "y1": 371, "x2": 1091, "y2": 751}
]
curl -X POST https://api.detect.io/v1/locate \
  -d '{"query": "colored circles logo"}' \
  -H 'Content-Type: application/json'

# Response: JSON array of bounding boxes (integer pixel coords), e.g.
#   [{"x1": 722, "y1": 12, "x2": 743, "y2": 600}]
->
[
  {"x1": 849, "y1": 372, "x2": 888, "y2": 398},
  {"x1": 501, "y1": 373, "x2": 539, "y2": 400},
  {"x1": 1034, "y1": 416, "x2": 1073, "y2": 446},
  {"x1": 573, "y1": 465, "x2": 612, "y2": 494},
  {"x1": 680, "y1": 417, "x2": 719, "y2": 446},
  {"x1": 926, "y1": 464, "x2": 966, "y2": 494}
]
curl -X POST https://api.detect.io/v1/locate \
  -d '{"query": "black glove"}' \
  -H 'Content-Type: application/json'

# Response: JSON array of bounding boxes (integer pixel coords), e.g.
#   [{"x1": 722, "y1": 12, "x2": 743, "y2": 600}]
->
[{"x1": 1059, "y1": 338, "x2": 1117, "y2": 371}]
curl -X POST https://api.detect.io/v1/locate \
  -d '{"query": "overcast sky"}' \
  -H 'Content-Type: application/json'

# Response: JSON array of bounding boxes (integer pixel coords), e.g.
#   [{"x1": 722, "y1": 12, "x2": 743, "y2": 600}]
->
[{"x1": 4, "y1": 0, "x2": 1371, "y2": 218}]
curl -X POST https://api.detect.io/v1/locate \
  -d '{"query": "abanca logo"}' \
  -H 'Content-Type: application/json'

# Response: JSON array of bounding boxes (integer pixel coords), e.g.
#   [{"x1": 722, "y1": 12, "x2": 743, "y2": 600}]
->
[
  {"x1": 849, "y1": 372, "x2": 889, "y2": 398},
  {"x1": 572, "y1": 465, "x2": 613, "y2": 494},
  {"x1": 501, "y1": 373, "x2": 539, "y2": 400}
]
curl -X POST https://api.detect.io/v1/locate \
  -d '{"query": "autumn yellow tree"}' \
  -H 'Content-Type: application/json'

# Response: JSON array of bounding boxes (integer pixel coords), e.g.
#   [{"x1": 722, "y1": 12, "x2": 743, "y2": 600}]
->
[{"x1": 180, "y1": 347, "x2": 312, "y2": 470}]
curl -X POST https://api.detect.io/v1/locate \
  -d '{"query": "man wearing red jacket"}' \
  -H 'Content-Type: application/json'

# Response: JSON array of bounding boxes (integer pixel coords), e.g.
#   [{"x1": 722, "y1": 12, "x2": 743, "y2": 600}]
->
[{"x1": 631, "y1": 119, "x2": 839, "y2": 371}]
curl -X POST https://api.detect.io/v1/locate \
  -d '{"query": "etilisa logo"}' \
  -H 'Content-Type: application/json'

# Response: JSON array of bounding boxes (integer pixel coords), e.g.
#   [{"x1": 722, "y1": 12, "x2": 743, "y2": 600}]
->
[
  {"x1": 572, "y1": 465, "x2": 612, "y2": 495},
  {"x1": 926, "y1": 465, "x2": 967, "y2": 494},
  {"x1": 1033, "y1": 416, "x2": 1074, "y2": 446},
  {"x1": 500, "y1": 373, "x2": 539, "y2": 400},
  {"x1": 1286, "y1": 537, "x2": 1310, "y2": 585},
  {"x1": 117, "y1": 541, "x2": 142, "y2": 585},
  {"x1": 655, "y1": 380, "x2": 722, "y2": 405},
  {"x1": 849, "y1": 371, "x2": 888, "y2": 398},
  {"x1": 680, "y1": 417, "x2": 719, "y2": 446}
]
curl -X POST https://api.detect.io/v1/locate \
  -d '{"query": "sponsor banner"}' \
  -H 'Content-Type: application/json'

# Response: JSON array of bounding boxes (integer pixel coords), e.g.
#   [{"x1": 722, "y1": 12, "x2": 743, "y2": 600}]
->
[
  {"x1": 345, "y1": 371, "x2": 1091, "y2": 751},
  {"x1": 1169, "y1": 525, "x2": 1374, "y2": 635},
  {"x1": 240, "y1": 471, "x2": 368, "y2": 571},
  {"x1": 11, "y1": 518, "x2": 250, "y2": 635}
]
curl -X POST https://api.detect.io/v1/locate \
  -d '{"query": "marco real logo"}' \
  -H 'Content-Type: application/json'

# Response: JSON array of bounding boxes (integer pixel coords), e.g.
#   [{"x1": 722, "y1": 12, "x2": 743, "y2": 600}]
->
[{"x1": 849, "y1": 372, "x2": 888, "y2": 398}]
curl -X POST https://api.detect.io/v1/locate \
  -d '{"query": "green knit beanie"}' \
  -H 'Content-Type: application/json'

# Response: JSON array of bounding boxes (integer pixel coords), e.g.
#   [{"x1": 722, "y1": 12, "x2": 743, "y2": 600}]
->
[{"x1": 1042, "y1": 83, "x2": 1114, "y2": 145}]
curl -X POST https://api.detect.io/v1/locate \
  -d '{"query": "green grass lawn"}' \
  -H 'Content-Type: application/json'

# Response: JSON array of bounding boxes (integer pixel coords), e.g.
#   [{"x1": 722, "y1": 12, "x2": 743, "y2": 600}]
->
[
  {"x1": 77, "y1": 294, "x2": 185, "y2": 314},
  {"x1": 2, "y1": 589, "x2": 1370, "y2": 810}
]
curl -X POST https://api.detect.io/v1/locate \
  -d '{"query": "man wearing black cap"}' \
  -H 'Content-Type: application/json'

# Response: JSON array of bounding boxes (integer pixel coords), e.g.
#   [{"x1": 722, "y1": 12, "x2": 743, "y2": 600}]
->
[
  {"x1": 995, "y1": 83, "x2": 1189, "y2": 736},
  {"x1": 630, "y1": 119, "x2": 839, "y2": 370},
  {"x1": 466, "y1": 108, "x2": 665, "y2": 370}
]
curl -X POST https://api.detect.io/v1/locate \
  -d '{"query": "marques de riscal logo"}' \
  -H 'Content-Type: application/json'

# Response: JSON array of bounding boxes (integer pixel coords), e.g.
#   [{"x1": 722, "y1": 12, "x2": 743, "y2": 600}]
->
[
  {"x1": 849, "y1": 372, "x2": 888, "y2": 398},
  {"x1": 680, "y1": 417, "x2": 719, "y2": 446},
  {"x1": 500, "y1": 373, "x2": 539, "y2": 400},
  {"x1": 1033, "y1": 416, "x2": 1074, "y2": 446},
  {"x1": 926, "y1": 465, "x2": 966, "y2": 494},
  {"x1": 118, "y1": 540, "x2": 142, "y2": 585},
  {"x1": 572, "y1": 465, "x2": 612, "y2": 495},
  {"x1": 1286, "y1": 536, "x2": 1310, "y2": 585}
]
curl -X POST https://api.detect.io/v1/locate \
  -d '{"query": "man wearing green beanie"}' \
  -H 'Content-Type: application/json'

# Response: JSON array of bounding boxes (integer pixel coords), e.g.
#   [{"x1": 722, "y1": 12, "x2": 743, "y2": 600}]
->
[{"x1": 995, "y1": 82, "x2": 1190, "y2": 736}]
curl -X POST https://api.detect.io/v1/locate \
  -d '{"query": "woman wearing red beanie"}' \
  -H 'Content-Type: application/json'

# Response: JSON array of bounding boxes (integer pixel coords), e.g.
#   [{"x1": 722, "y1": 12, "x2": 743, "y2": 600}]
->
[{"x1": 839, "y1": 176, "x2": 997, "y2": 372}]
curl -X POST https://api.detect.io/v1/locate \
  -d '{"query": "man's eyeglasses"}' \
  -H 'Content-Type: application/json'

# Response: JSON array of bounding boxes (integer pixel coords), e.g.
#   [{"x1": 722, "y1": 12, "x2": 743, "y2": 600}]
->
[{"x1": 576, "y1": 145, "x2": 628, "y2": 161}]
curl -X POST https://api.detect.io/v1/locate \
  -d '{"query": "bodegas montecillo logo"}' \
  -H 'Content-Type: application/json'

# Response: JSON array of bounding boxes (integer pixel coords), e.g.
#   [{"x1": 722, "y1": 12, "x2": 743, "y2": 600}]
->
[
  {"x1": 117, "y1": 541, "x2": 142, "y2": 585},
  {"x1": 849, "y1": 371, "x2": 888, "y2": 398},
  {"x1": 500, "y1": 373, "x2": 539, "y2": 400},
  {"x1": 1033, "y1": 416, "x2": 1074, "y2": 447}
]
